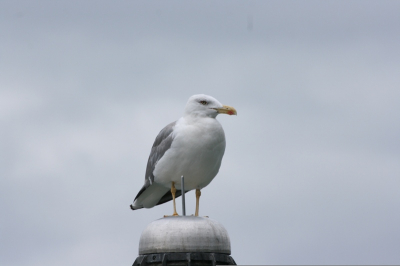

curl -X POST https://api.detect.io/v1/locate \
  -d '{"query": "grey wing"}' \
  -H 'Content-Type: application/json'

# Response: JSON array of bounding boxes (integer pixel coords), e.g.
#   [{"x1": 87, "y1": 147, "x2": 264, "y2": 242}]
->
[{"x1": 133, "y1": 121, "x2": 177, "y2": 202}]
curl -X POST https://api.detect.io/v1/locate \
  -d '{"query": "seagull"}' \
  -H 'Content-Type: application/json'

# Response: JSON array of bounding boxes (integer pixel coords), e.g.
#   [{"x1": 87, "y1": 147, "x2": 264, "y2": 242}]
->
[{"x1": 130, "y1": 94, "x2": 237, "y2": 216}]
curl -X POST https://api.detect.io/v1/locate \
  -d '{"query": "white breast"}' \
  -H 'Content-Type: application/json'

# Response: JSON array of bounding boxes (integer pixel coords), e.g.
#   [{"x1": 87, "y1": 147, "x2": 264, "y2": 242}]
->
[{"x1": 153, "y1": 116, "x2": 226, "y2": 190}]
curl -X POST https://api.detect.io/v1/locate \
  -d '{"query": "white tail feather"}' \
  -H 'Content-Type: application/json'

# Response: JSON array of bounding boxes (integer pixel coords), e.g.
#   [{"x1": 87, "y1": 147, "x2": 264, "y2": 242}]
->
[{"x1": 132, "y1": 182, "x2": 169, "y2": 209}]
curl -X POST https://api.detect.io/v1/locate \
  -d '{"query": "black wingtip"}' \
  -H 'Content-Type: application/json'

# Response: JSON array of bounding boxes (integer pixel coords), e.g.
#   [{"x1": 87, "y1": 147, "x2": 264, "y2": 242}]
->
[{"x1": 130, "y1": 204, "x2": 135, "y2": 211}]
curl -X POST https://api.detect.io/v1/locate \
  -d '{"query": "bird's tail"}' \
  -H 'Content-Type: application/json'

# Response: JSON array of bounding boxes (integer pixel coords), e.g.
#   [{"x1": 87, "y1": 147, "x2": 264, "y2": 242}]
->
[
  {"x1": 130, "y1": 204, "x2": 142, "y2": 211},
  {"x1": 130, "y1": 182, "x2": 170, "y2": 210}
]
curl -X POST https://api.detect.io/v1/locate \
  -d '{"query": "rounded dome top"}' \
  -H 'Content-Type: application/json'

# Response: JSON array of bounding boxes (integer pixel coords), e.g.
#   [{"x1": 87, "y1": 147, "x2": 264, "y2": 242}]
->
[{"x1": 138, "y1": 216, "x2": 231, "y2": 255}]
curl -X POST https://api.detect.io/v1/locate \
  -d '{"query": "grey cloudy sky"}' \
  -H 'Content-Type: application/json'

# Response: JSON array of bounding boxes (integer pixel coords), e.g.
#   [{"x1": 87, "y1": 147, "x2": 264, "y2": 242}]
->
[{"x1": 1, "y1": 1, "x2": 400, "y2": 265}]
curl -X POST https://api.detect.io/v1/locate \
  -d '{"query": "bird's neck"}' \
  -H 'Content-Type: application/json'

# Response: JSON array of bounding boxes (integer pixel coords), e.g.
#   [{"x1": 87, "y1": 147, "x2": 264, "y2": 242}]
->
[
  {"x1": 183, "y1": 113, "x2": 217, "y2": 124},
  {"x1": 184, "y1": 111, "x2": 217, "y2": 119}
]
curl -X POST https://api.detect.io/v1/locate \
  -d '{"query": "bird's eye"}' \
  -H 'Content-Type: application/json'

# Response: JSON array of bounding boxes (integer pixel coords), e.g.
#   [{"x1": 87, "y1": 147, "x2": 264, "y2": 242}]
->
[{"x1": 200, "y1": 101, "x2": 208, "y2": 105}]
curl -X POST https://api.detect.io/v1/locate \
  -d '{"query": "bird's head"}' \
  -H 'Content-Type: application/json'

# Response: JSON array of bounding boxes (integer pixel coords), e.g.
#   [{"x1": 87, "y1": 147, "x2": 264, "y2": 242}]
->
[{"x1": 184, "y1": 94, "x2": 237, "y2": 118}]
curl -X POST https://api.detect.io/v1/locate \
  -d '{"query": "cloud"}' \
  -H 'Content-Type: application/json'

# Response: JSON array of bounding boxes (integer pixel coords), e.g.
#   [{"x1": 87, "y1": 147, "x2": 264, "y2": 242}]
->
[{"x1": 1, "y1": 1, "x2": 400, "y2": 265}]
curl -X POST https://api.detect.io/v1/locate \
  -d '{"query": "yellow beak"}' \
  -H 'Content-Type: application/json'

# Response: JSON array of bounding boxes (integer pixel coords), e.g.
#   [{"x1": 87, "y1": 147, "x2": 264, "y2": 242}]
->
[{"x1": 215, "y1": 105, "x2": 237, "y2": 116}]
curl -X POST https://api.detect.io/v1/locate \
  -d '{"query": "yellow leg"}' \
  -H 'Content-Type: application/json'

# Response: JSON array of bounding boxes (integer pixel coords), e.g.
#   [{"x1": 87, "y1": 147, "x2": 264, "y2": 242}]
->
[
  {"x1": 195, "y1": 189, "x2": 201, "y2": 216},
  {"x1": 171, "y1": 182, "x2": 179, "y2": 216}
]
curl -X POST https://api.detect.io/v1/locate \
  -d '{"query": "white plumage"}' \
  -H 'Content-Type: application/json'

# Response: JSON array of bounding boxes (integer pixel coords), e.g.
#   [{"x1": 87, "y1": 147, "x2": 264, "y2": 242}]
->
[{"x1": 130, "y1": 94, "x2": 236, "y2": 215}]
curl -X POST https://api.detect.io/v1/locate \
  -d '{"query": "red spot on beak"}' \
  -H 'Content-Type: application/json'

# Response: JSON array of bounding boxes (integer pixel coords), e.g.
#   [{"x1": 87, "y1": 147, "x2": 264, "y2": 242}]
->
[{"x1": 228, "y1": 111, "x2": 234, "y2": 115}]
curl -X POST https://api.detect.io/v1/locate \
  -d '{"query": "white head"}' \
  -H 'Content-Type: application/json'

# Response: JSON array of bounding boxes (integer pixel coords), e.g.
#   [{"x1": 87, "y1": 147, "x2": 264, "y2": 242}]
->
[{"x1": 184, "y1": 94, "x2": 237, "y2": 118}]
